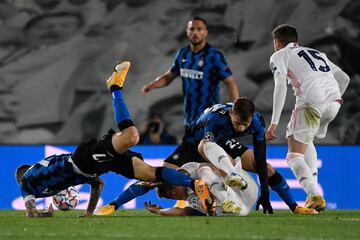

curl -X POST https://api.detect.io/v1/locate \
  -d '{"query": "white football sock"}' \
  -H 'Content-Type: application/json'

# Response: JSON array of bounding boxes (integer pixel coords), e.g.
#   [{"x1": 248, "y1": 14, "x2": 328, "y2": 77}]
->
[
  {"x1": 287, "y1": 152, "x2": 320, "y2": 197},
  {"x1": 304, "y1": 142, "x2": 318, "y2": 183},
  {"x1": 202, "y1": 141, "x2": 237, "y2": 176},
  {"x1": 197, "y1": 165, "x2": 228, "y2": 202}
]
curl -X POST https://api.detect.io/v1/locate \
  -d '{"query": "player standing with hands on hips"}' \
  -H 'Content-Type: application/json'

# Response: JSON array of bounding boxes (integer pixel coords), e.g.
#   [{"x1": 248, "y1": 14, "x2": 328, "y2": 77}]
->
[{"x1": 266, "y1": 24, "x2": 350, "y2": 212}]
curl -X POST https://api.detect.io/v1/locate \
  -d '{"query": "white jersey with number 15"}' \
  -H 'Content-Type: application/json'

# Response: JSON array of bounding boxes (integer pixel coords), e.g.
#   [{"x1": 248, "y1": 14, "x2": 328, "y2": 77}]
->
[{"x1": 270, "y1": 42, "x2": 342, "y2": 107}]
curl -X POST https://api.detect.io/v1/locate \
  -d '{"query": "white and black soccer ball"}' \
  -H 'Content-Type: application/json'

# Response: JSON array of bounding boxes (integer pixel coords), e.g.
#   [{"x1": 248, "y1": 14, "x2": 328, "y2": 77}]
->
[{"x1": 52, "y1": 186, "x2": 80, "y2": 210}]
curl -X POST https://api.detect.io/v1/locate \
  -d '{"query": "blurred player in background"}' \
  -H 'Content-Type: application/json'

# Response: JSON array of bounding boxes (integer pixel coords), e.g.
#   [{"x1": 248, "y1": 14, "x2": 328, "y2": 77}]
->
[
  {"x1": 15, "y1": 61, "x2": 210, "y2": 218},
  {"x1": 145, "y1": 161, "x2": 258, "y2": 216},
  {"x1": 141, "y1": 16, "x2": 239, "y2": 134},
  {"x1": 266, "y1": 24, "x2": 350, "y2": 211}
]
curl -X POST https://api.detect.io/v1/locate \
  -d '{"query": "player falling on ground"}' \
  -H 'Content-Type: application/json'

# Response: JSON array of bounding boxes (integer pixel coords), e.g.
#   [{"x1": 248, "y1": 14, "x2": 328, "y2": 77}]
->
[
  {"x1": 15, "y1": 61, "x2": 211, "y2": 218},
  {"x1": 265, "y1": 24, "x2": 350, "y2": 211},
  {"x1": 96, "y1": 97, "x2": 317, "y2": 215},
  {"x1": 145, "y1": 161, "x2": 259, "y2": 216}
]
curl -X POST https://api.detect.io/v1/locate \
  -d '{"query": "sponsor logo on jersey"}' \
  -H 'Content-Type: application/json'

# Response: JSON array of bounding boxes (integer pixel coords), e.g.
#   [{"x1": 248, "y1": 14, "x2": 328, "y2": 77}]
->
[{"x1": 180, "y1": 68, "x2": 204, "y2": 79}]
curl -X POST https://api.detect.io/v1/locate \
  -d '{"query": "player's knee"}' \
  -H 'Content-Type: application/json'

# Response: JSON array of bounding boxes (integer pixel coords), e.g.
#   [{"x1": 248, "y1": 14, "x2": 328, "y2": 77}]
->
[
  {"x1": 198, "y1": 139, "x2": 211, "y2": 155},
  {"x1": 124, "y1": 126, "x2": 140, "y2": 147},
  {"x1": 267, "y1": 163, "x2": 276, "y2": 176}
]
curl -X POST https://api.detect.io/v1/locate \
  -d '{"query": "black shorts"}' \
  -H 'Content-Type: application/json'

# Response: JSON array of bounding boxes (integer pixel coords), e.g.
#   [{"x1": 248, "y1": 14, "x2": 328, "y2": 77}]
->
[
  {"x1": 218, "y1": 138, "x2": 249, "y2": 159},
  {"x1": 164, "y1": 142, "x2": 205, "y2": 167},
  {"x1": 72, "y1": 129, "x2": 143, "y2": 179},
  {"x1": 164, "y1": 138, "x2": 249, "y2": 167}
]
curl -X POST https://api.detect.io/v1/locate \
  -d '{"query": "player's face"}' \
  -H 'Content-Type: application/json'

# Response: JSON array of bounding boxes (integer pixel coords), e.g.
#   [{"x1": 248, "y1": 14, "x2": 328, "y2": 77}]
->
[
  {"x1": 168, "y1": 186, "x2": 187, "y2": 200},
  {"x1": 186, "y1": 20, "x2": 208, "y2": 46},
  {"x1": 230, "y1": 110, "x2": 252, "y2": 133}
]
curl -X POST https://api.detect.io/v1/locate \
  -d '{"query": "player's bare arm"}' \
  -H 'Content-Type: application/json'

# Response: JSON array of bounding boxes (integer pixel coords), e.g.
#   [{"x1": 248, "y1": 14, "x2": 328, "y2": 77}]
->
[
  {"x1": 141, "y1": 70, "x2": 176, "y2": 95},
  {"x1": 25, "y1": 200, "x2": 54, "y2": 218},
  {"x1": 223, "y1": 76, "x2": 239, "y2": 102},
  {"x1": 83, "y1": 178, "x2": 104, "y2": 217},
  {"x1": 144, "y1": 201, "x2": 204, "y2": 216}
]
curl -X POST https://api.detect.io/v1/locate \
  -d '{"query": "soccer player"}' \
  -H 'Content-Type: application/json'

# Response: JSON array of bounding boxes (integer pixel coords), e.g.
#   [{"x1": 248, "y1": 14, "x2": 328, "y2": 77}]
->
[
  {"x1": 265, "y1": 24, "x2": 350, "y2": 211},
  {"x1": 141, "y1": 16, "x2": 239, "y2": 134},
  {"x1": 15, "y1": 61, "x2": 209, "y2": 218},
  {"x1": 145, "y1": 161, "x2": 258, "y2": 216},
  {"x1": 96, "y1": 97, "x2": 317, "y2": 215},
  {"x1": 142, "y1": 16, "x2": 239, "y2": 208}
]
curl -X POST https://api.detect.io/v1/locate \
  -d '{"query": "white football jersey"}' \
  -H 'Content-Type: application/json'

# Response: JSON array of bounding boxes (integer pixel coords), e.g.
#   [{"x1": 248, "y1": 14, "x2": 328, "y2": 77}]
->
[
  {"x1": 180, "y1": 162, "x2": 258, "y2": 216},
  {"x1": 270, "y1": 42, "x2": 342, "y2": 107}
]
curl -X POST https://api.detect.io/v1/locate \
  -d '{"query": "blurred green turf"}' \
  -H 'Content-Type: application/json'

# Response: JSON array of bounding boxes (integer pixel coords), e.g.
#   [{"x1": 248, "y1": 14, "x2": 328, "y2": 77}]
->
[{"x1": 0, "y1": 210, "x2": 359, "y2": 240}]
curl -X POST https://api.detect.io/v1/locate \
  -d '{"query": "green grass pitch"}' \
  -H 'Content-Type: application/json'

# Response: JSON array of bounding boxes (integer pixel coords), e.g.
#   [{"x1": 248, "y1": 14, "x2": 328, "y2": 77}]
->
[{"x1": 0, "y1": 210, "x2": 359, "y2": 240}]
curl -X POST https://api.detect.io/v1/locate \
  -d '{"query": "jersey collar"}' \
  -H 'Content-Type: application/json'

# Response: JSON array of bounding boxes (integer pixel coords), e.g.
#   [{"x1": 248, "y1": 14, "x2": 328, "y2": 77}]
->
[{"x1": 285, "y1": 42, "x2": 299, "y2": 49}]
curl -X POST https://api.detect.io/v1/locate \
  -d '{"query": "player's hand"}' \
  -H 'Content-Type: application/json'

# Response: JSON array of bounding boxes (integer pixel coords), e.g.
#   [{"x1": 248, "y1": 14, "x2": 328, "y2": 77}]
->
[
  {"x1": 141, "y1": 82, "x2": 155, "y2": 95},
  {"x1": 144, "y1": 201, "x2": 162, "y2": 214},
  {"x1": 256, "y1": 189, "x2": 273, "y2": 214},
  {"x1": 265, "y1": 124, "x2": 278, "y2": 142}
]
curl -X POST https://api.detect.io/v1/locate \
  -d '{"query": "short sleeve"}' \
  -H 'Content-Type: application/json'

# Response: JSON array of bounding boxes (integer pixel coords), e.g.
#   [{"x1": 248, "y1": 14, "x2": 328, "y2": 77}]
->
[
  {"x1": 214, "y1": 51, "x2": 232, "y2": 80},
  {"x1": 170, "y1": 49, "x2": 181, "y2": 76}
]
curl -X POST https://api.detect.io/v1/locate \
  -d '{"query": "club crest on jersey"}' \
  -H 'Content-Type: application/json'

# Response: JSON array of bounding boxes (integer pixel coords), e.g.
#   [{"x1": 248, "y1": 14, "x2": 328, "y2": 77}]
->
[
  {"x1": 205, "y1": 132, "x2": 214, "y2": 141},
  {"x1": 270, "y1": 62, "x2": 277, "y2": 75},
  {"x1": 198, "y1": 58, "x2": 204, "y2": 67}
]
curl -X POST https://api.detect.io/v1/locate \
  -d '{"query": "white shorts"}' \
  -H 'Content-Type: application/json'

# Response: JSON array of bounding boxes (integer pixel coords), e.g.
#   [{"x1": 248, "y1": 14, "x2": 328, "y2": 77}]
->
[{"x1": 286, "y1": 101, "x2": 341, "y2": 144}]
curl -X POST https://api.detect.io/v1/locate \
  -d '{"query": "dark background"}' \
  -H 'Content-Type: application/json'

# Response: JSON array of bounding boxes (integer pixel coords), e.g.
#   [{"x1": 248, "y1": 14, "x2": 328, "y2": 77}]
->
[{"x1": 0, "y1": 0, "x2": 359, "y2": 144}]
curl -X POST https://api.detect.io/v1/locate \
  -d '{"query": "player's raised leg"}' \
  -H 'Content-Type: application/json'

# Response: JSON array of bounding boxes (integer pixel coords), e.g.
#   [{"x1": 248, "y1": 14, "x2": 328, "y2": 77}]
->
[{"x1": 106, "y1": 61, "x2": 139, "y2": 153}]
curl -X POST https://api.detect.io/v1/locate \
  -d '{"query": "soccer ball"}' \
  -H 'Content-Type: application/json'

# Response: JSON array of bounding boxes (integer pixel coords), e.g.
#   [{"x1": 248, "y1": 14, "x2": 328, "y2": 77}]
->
[{"x1": 52, "y1": 186, "x2": 80, "y2": 210}]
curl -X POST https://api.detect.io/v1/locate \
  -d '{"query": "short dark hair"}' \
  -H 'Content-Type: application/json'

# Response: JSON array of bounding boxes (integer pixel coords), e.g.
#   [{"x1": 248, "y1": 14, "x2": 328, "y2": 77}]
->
[
  {"x1": 15, "y1": 164, "x2": 31, "y2": 184},
  {"x1": 232, "y1": 97, "x2": 255, "y2": 120},
  {"x1": 188, "y1": 16, "x2": 207, "y2": 28},
  {"x1": 156, "y1": 182, "x2": 173, "y2": 199},
  {"x1": 272, "y1": 24, "x2": 298, "y2": 46}
]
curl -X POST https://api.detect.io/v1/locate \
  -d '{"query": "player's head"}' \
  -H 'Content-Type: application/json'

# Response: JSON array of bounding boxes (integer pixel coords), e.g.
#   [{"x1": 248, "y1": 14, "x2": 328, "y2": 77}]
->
[
  {"x1": 271, "y1": 24, "x2": 298, "y2": 51},
  {"x1": 15, "y1": 164, "x2": 31, "y2": 184},
  {"x1": 230, "y1": 97, "x2": 255, "y2": 133},
  {"x1": 186, "y1": 16, "x2": 208, "y2": 46},
  {"x1": 157, "y1": 183, "x2": 187, "y2": 200}
]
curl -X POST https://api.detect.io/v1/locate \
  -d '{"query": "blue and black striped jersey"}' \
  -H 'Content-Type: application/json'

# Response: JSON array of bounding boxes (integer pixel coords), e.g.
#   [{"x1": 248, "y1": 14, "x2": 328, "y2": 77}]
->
[
  {"x1": 184, "y1": 103, "x2": 266, "y2": 144},
  {"x1": 170, "y1": 43, "x2": 232, "y2": 128}
]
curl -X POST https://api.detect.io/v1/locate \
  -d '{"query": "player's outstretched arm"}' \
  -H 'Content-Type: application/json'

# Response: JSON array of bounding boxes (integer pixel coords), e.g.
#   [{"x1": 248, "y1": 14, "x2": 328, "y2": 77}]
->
[
  {"x1": 25, "y1": 200, "x2": 54, "y2": 218},
  {"x1": 144, "y1": 201, "x2": 204, "y2": 216},
  {"x1": 83, "y1": 178, "x2": 104, "y2": 217},
  {"x1": 141, "y1": 71, "x2": 176, "y2": 95}
]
